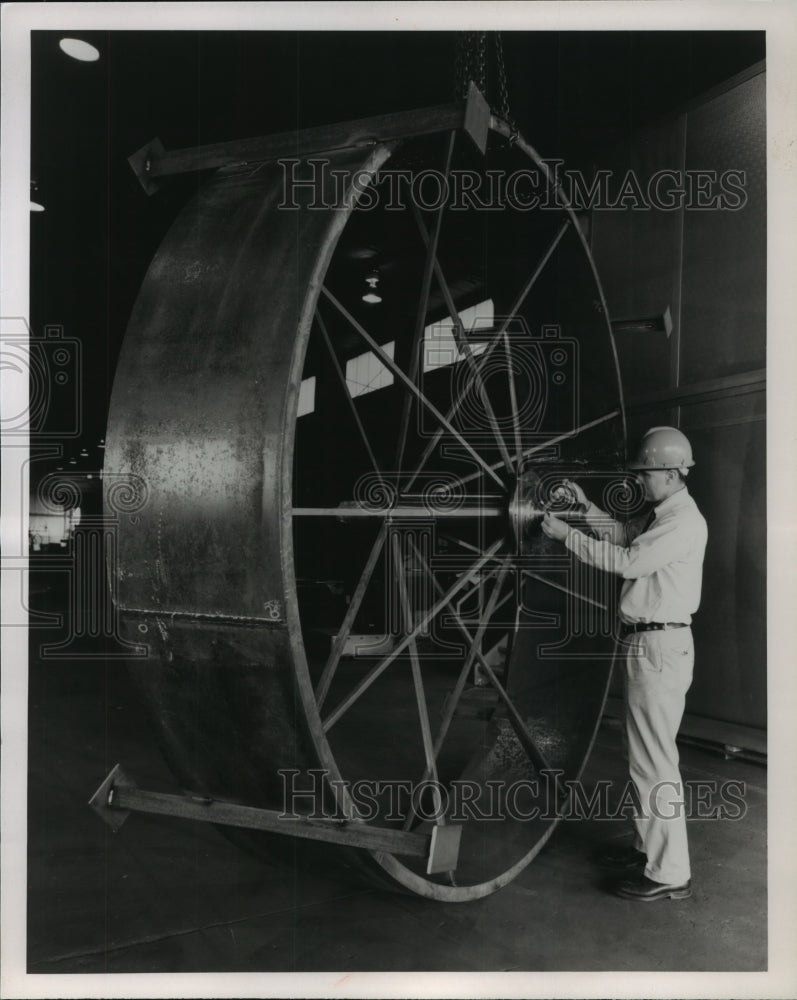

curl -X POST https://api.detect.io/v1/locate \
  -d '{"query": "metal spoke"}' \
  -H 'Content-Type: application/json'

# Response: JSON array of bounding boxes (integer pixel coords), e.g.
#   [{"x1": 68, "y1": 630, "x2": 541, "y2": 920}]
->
[
  {"x1": 293, "y1": 504, "x2": 503, "y2": 519},
  {"x1": 402, "y1": 323, "x2": 520, "y2": 492},
  {"x1": 517, "y1": 408, "x2": 622, "y2": 463},
  {"x1": 456, "y1": 408, "x2": 622, "y2": 489},
  {"x1": 320, "y1": 287, "x2": 505, "y2": 489},
  {"x1": 503, "y1": 330, "x2": 524, "y2": 467},
  {"x1": 440, "y1": 533, "x2": 485, "y2": 557},
  {"x1": 316, "y1": 310, "x2": 382, "y2": 479},
  {"x1": 395, "y1": 130, "x2": 457, "y2": 473},
  {"x1": 391, "y1": 534, "x2": 445, "y2": 824},
  {"x1": 402, "y1": 333, "x2": 509, "y2": 493},
  {"x1": 403, "y1": 220, "x2": 571, "y2": 492},
  {"x1": 501, "y1": 219, "x2": 571, "y2": 330},
  {"x1": 443, "y1": 535, "x2": 608, "y2": 612},
  {"x1": 322, "y1": 539, "x2": 503, "y2": 732},
  {"x1": 492, "y1": 587, "x2": 516, "y2": 618},
  {"x1": 410, "y1": 202, "x2": 514, "y2": 475},
  {"x1": 314, "y1": 524, "x2": 387, "y2": 710},
  {"x1": 403, "y1": 548, "x2": 514, "y2": 830},
  {"x1": 473, "y1": 653, "x2": 554, "y2": 775},
  {"x1": 521, "y1": 570, "x2": 608, "y2": 612},
  {"x1": 409, "y1": 542, "x2": 554, "y2": 775}
]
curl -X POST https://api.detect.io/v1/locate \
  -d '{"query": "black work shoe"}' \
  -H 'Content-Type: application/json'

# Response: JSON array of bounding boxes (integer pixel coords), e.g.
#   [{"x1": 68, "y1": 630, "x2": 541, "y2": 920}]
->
[
  {"x1": 614, "y1": 874, "x2": 692, "y2": 901},
  {"x1": 597, "y1": 844, "x2": 647, "y2": 871}
]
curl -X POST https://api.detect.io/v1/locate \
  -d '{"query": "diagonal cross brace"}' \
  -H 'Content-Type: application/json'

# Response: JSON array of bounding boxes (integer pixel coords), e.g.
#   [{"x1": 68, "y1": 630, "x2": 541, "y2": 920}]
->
[
  {"x1": 129, "y1": 87, "x2": 492, "y2": 194},
  {"x1": 89, "y1": 765, "x2": 462, "y2": 875}
]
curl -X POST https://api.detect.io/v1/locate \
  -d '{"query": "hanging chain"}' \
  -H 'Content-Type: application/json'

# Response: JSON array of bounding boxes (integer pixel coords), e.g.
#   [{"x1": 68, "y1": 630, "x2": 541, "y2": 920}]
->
[
  {"x1": 493, "y1": 35, "x2": 513, "y2": 125},
  {"x1": 453, "y1": 31, "x2": 518, "y2": 144},
  {"x1": 476, "y1": 32, "x2": 487, "y2": 96},
  {"x1": 493, "y1": 33, "x2": 518, "y2": 144},
  {"x1": 454, "y1": 33, "x2": 470, "y2": 100},
  {"x1": 453, "y1": 31, "x2": 487, "y2": 99},
  {"x1": 454, "y1": 33, "x2": 467, "y2": 100}
]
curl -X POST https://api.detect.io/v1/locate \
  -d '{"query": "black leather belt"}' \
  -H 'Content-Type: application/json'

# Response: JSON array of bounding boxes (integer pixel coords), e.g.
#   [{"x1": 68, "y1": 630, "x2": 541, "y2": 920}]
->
[{"x1": 621, "y1": 621, "x2": 688, "y2": 635}]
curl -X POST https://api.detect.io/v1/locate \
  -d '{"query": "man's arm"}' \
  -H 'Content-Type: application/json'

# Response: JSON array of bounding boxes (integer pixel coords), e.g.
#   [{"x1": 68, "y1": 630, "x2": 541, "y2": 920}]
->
[
  {"x1": 581, "y1": 500, "x2": 634, "y2": 546},
  {"x1": 563, "y1": 517, "x2": 697, "y2": 580}
]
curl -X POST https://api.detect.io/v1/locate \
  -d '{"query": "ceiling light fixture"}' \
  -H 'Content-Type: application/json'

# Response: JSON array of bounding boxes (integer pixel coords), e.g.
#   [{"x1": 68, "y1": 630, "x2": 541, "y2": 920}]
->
[
  {"x1": 59, "y1": 38, "x2": 100, "y2": 62},
  {"x1": 362, "y1": 270, "x2": 382, "y2": 305},
  {"x1": 30, "y1": 180, "x2": 44, "y2": 213}
]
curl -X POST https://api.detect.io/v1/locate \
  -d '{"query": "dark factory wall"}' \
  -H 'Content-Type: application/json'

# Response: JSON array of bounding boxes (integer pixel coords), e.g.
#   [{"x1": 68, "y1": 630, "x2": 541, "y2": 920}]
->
[{"x1": 589, "y1": 67, "x2": 766, "y2": 732}]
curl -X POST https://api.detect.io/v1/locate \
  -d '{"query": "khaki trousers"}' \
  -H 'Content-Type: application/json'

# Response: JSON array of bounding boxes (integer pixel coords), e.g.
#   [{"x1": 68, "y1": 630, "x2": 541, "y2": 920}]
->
[{"x1": 624, "y1": 627, "x2": 694, "y2": 885}]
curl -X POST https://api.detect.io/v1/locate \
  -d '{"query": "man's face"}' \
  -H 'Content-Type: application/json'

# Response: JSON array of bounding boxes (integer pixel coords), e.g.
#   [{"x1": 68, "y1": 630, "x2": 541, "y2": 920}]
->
[{"x1": 635, "y1": 468, "x2": 676, "y2": 503}]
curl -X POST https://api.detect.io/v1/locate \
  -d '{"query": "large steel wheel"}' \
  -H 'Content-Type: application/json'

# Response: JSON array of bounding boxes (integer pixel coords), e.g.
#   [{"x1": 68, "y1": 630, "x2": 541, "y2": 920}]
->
[{"x1": 105, "y1": 114, "x2": 627, "y2": 901}]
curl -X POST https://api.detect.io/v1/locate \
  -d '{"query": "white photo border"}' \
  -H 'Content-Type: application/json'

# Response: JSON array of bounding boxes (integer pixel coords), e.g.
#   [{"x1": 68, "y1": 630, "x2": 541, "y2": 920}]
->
[{"x1": 2, "y1": 2, "x2": 795, "y2": 998}]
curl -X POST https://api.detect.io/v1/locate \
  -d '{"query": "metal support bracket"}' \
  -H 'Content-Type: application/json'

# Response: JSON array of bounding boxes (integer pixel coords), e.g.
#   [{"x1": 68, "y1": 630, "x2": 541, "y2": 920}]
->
[
  {"x1": 463, "y1": 81, "x2": 491, "y2": 155},
  {"x1": 127, "y1": 137, "x2": 167, "y2": 196},
  {"x1": 128, "y1": 86, "x2": 491, "y2": 194},
  {"x1": 88, "y1": 763, "x2": 138, "y2": 831},
  {"x1": 88, "y1": 765, "x2": 461, "y2": 873},
  {"x1": 427, "y1": 823, "x2": 463, "y2": 875},
  {"x1": 611, "y1": 306, "x2": 673, "y2": 338}
]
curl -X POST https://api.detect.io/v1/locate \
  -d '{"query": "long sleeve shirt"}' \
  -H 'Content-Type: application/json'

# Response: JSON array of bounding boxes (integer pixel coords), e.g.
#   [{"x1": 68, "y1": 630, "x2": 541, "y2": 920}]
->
[{"x1": 564, "y1": 487, "x2": 708, "y2": 625}]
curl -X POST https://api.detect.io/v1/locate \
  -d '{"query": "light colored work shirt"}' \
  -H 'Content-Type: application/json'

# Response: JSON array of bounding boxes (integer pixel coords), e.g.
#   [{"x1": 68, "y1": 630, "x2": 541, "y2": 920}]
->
[{"x1": 564, "y1": 487, "x2": 708, "y2": 625}]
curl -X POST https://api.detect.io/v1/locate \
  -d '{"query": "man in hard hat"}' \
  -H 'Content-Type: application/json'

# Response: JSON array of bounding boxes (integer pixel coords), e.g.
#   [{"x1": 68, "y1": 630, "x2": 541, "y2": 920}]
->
[{"x1": 541, "y1": 426, "x2": 707, "y2": 901}]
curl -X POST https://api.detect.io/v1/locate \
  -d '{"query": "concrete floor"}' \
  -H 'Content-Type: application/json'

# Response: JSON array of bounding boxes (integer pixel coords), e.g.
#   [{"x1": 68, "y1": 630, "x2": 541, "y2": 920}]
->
[{"x1": 26, "y1": 641, "x2": 766, "y2": 976}]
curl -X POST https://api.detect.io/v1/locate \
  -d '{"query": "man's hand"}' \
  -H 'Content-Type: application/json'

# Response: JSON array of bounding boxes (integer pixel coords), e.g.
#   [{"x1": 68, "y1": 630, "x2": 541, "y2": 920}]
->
[
  {"x1": 541, "y1": 512, "x2": 571, "y2": 542},
  {"x1": 559, "y1": 478, "x2": 588, "y2": 508}
]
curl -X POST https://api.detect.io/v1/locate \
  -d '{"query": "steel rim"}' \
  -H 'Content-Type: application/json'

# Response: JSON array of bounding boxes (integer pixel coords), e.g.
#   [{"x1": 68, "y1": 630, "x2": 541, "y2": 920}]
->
[{"x1": 283, "y1": 119, "x2": 626, "y2": 899}]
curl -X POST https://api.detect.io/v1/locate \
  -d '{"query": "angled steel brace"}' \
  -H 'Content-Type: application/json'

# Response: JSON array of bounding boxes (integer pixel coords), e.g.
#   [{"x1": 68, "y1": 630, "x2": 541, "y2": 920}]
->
[
  {"x1": 129, "y1": 83, "x2": 491, "y2": 194},
  {"x1": 89, "y1": 764, "x2": 462, "y2": 875}
]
